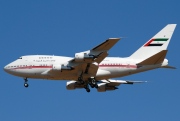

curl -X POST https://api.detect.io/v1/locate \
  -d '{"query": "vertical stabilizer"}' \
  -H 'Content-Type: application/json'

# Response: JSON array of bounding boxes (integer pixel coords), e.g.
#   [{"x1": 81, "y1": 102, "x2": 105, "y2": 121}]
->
[{"x1": 130, "y1": 24, "x2": 176, "y2": 61}]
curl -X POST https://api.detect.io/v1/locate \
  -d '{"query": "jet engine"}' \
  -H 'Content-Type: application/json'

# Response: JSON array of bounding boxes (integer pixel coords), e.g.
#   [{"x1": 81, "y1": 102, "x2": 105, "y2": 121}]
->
[
  {"x1": 74, "y1": 52, "x2": 95, "y2": 62},
  {"x1": 52, "y1": 64, "x2": 73, "y2": 71},
  {"x1": 66, "y1": 81, "x2": 84, "y2": 90},
  {"x1": 97, "y1": 83, "x2": 118, "y2": 92}
]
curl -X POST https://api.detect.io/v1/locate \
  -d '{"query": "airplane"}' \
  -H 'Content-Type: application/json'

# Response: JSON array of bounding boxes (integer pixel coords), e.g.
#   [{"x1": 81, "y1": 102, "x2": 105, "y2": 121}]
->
[{"x1": 4, "y1": 24, "x2": 177, "y2": 92}]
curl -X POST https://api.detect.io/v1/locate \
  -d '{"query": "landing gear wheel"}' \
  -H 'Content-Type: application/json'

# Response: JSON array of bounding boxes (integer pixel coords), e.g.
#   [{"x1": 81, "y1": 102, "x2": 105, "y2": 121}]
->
[
  {"x1": 88, "y1": 78, "x2": 97, "y2": 88},
  {"x1": 92, "y1": 79, "x2": 96, "y2": 85},
  {"x1": 84, "y1": 85, "x2": 90, "y2": 92},
  {"x1": 24, "y1": 83, "x2": 29, "y2": 88},
  {"x1": 86, "y1": 88, "x2": 90, "y2": 92}
]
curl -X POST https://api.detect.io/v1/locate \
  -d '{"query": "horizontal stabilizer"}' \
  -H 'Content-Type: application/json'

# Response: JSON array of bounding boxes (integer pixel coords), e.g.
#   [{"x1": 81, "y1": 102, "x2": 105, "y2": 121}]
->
[
  {"x1": 122, "y1": 80, "x2": 147, "y2": 84},
  {"x1": 137, "y1": 50, "x2": 167, "y2": 65},
  {"x1": 161, "y1": 65, "x2": 176, "y2": 69}
]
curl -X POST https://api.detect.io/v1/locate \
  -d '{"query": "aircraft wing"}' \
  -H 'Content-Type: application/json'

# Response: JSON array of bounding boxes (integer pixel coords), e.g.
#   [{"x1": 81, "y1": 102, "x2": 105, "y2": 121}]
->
[
  {"x1": 97, "y1": 79, "x2": 146, "y2": 92},
  {"x1": 68, "y1": 38, "x2": 120, "y2": 79}
]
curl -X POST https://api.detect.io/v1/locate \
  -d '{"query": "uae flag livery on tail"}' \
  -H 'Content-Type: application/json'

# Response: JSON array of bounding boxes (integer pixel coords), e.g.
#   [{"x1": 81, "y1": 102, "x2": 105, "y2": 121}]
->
[{"x1": 144, "y1": 38, "x2": 168, "y2": 46}]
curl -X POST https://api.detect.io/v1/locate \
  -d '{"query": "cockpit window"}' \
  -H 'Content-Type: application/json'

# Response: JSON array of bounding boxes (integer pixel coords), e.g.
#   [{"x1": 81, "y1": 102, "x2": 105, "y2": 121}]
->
[{"x1": 18, "y1": 57, "x2": 22, "y2": 59}]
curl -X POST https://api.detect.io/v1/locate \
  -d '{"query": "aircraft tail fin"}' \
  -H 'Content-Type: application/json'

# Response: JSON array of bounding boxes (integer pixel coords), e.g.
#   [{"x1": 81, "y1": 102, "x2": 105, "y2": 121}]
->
[{"x1": 129, "y1": 24, "x2": 176, "y2": 61}]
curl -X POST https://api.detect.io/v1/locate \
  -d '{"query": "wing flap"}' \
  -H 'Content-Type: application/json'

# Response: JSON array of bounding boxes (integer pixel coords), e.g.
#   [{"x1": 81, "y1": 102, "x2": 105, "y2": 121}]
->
[
  {"x1": 86, "y1": 62, "x2": 99, "y2": 76},
  {"x1": 94, "y1": 52, "x2": 108, "y2": 63}
]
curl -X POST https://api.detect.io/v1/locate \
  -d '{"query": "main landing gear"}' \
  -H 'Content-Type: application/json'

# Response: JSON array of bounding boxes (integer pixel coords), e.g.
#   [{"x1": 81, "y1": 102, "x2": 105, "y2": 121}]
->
[
  {"x1": 78, "y1": 77, "x2": 90, "y2": 92},
  {"x1": 24, "y1": 78, "x2": 29, "y2": 88},
  {"x1": 88, "y1": 78, "x2": 98, "y2": 89},
  {"x1": 84, "y1": 85, "x2": 90, "y2": 92},
  {"x1": 78, "y1": 77, "x2": 85, "y2": 84},
  {"x1": 78, "y1": 76, "x2": 98, "y2": 93}
]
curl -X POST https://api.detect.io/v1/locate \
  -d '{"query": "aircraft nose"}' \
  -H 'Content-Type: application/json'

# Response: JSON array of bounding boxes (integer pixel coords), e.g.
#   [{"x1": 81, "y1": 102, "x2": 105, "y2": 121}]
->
[
  {"x1": 4, "y1": 65, "x2": 8, "y2": 72},
  {"x1": 4, "y1": 64, "x2": 11, "y2": 74}
]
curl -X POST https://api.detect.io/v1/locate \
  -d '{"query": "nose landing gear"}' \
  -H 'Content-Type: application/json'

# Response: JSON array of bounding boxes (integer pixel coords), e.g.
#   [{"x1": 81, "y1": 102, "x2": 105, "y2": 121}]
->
[
  {"x1": 24, "y1": 78, "x2": 29, "y2": 88},
  {"x1": 24, "y1": 83, "x2": 29, "y2": 87}
]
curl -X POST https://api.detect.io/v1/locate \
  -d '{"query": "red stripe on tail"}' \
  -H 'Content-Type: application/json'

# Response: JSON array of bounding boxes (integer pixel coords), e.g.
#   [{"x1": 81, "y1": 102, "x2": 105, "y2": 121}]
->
[{"x1": 144, "y1": 39, "x2": 154, "y2": 46}]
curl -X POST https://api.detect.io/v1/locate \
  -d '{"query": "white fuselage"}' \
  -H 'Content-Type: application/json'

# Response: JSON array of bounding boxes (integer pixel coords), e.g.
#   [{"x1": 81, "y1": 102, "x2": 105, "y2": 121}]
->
[{"x1": 4, "y1": 55, "x2": 168, "y2": 81}]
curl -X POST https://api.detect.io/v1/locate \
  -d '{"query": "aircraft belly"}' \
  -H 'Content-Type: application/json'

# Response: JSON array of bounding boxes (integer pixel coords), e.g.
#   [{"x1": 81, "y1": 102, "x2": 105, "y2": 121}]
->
[
  {"x1": 45, "y1": 70, "x2": 78, "y2": 80},
  {"x1": 18, "y1": 69, "x2": 78, "y2": 80},
  {"x1": 10, "y1": 68, "x2": 50, "y2": 79}
]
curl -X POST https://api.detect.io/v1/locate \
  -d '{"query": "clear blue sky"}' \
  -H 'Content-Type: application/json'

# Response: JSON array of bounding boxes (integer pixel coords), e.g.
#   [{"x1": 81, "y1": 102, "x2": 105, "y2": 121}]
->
[{"x1": 0, "y1": 0, "x2": 180, "y2": 121}]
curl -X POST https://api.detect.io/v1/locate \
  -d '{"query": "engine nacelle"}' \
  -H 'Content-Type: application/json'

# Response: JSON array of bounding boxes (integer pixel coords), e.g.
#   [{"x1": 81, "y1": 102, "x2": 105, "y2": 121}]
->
[
  {"x1": 66, "y1": 81, "x2": 84, "y2": 90},
  {"x1": 97, "y1": 83, "x2": 117, "y2": 92},
  {"x1": 75, "y1": 52, "x2": 94, "y2": 62},
  {"x1": 52, "y1": 64, "x2": 72, "y2": 71}
]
